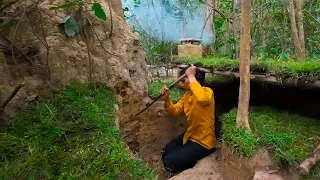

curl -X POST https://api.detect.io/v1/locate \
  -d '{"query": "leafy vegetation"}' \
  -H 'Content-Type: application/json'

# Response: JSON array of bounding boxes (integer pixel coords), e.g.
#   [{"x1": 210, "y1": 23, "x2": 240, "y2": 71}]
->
[
  {"x1": 0, "y1": 83, "x2": 157, "y2": 179},
  {"x1": 180, "y1": 57, "x2": 320, "y2": 78},
  {"x1": 50, "y1": 2, "x2": 107, "y2": 21},
  {"x1": 221, "y1": 107, "x2": 320, "y2": 179}
]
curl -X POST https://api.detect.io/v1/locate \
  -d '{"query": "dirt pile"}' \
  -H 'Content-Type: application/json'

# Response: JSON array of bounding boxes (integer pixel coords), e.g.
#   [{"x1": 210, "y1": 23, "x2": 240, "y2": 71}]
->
[{"x1": 0, "y1": 0, "x2": 151, "y2": 124}]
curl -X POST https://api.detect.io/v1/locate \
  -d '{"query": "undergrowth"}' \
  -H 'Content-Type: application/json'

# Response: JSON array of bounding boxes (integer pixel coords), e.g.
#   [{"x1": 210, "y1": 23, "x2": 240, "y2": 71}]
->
[
  {"x1": 180, "y1": 57, "x2": 320, "y2": 78},
  {"x1": 148, "y1": 79, "x2": 185, "y2": 103},
  {"x1": 221, "y1": 107, "x2": 320, "y2": 179},
  {"x1": 0, "y1": 83, "x2": 157, "y2": 179}
]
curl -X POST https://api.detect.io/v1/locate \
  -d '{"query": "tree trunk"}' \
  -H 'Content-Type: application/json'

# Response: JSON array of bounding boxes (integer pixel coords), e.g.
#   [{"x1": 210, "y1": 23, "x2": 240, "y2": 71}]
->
[
  {"x1": 206, "y1": 0, "x2": 214, "y2": 35},
  {"x1": 295, "y1": 0, "x2": 306, "y2": 59},
  {"x1": 289, "y1": 0, "x2": 305, "y2": 60},
  {"x1": 179, "y1": 0, "x2": 186, "y2": 38},
  {"x1": 298, "y1": 144, "x2": 320, "y2": 175},
  {"x1": 231, "y1": 0, "x2": 238, "y2": 58},
  {"x1": 236, "y1": 0, "x2": 251, "y2": 130},
  {"x1": 212, "y1": 0, "x2": 216, "y2": 53}
]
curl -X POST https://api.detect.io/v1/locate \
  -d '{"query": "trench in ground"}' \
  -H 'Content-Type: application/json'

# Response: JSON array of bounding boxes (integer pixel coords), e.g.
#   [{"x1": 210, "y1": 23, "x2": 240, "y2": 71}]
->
[{"x1": 118, "y1": 78, "x2": 320, "y2": 179}]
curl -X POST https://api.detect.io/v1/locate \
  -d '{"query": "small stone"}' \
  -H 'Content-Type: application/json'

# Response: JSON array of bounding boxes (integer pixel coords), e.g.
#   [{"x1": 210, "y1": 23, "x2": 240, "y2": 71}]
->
[{"x1": 268, "y1": 169, "x2": 279, "y2": 174}]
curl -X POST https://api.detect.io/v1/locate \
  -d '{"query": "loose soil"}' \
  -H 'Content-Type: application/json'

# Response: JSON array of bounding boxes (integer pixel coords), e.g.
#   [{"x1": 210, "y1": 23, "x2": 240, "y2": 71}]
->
[{"x1": 118, "y1": 97, "x2": 187, "y2": 179}]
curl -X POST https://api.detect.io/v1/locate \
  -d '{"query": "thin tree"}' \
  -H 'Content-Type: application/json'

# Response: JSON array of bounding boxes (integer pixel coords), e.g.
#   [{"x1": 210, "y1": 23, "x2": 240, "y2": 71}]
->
[
  {"x1": 289, "y1": 0, "x2": 306, "y2": 60},
  {"x1": 236, "y1": 0, "x2": 251, "y2": 130},
  {"x1": 230, "y1": 0, "x2": 238, "y2": 58}
]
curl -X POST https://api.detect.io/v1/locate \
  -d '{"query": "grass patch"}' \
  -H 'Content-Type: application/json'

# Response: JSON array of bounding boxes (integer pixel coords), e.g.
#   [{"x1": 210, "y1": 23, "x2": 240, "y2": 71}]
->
[
  {"x1": 180, "y1": 57, "x2": 320, "y2": 78},
  {"x1": 221, "y1": 107, "x2": 320, "y2": 179},
  {"x1": 204, "y1": 74, "x2": 234, "y2": 84},
  {"x1": 148, "y1": 80, "x2": 185, "y2": 103},
  {"x1": 0, "y1": 83, "x2": 157, "y2": 179}
]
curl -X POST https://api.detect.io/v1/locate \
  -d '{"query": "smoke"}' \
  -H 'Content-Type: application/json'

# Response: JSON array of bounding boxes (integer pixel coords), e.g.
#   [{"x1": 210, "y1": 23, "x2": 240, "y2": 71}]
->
[{"x1": 122, "y1": 0, "x2": 215, "y2": 45}]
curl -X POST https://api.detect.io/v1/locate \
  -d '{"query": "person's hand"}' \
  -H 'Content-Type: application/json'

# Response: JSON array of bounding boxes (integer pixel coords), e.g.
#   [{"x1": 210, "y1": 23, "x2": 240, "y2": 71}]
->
[
  {"x1": 160, "y1": 85, "x2": 170, "y2": 101},
  {"x1": 186, "y1": 64, "x2": 196, "y2": 78}
]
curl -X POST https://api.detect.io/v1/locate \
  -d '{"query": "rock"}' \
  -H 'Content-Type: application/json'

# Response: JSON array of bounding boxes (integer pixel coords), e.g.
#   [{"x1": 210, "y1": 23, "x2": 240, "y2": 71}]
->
[{"x1": 252, "y1": 171, "x2": 284, "y2": 180}]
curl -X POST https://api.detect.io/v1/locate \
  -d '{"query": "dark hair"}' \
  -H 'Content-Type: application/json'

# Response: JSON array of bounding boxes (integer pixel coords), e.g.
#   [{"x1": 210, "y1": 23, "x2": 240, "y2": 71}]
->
[{"x1": 179, "y1": 66, "x2": 206, "y2": 86}]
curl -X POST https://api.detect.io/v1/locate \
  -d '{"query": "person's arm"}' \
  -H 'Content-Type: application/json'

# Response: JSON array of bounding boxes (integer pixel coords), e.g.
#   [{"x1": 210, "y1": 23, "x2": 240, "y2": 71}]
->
[
  {"x1": 189, "y1": 81, "x2": 213, "y2": 105},
  {"x1": 164, "y1": 94, "x2": 185, "y2": 116},
  {"x1": 186, "y1": 64, "x2": 213, "y2": 105},
  {"x1": 160, "y1": 85, "x2": 185, "y2": 116}
]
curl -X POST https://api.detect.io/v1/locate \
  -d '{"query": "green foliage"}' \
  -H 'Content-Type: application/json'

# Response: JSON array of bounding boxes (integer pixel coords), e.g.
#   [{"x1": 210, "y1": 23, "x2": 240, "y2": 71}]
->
[
  {"x1": 92, "y1": 3, "x2": 107, "y2": 21},
  {"x1": 180, "y1": 57, "x2": 320, "y2": 78},
  {"x1": 221, "y1": 107, "x2": 320, "y2": 179},
  {"x1": 62, "y1": 16, "x2": 79, "y2": 37},
  {"x1": 0, "y1": 83, "x2": 157, "y2": 179},
  {"x1": 148, "y1": 80, "x2": 184, "y2": 103},
  {"x1": 49, "y1": 2, "x2": 107, "y2": 22},
  {"x1": 221, "y1": 109, "x2": 257, "y2": 157}
]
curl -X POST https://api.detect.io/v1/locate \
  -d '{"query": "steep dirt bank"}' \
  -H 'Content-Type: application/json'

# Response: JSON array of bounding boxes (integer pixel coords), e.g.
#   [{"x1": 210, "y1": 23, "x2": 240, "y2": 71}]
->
[
  {"x1": 118, "y1": 97, "x2": 187, "y2": 179},
  {"x1": 0, "y1": 0, "x2": 151, "y2": 125}
]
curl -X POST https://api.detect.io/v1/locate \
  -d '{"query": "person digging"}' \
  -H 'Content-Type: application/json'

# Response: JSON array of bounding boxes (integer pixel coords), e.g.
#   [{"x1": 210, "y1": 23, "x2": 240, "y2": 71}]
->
[{"x1": 160, "y1": 64, "x2": 217, "y2": 173}]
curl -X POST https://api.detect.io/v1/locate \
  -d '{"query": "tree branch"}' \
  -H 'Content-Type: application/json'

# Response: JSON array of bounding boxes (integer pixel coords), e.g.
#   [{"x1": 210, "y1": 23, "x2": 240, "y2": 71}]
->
[
  {"x1": 0, "y1": 0, "x2": 43, "y2": 29},
  {"x1": 0, "y1": 78, "x2": 28, "y2": 113},
  {"x1": 35, "y1": 4, "x2": 50, "y2": 79},
  {"x1": 199, "y1": 0, "x2": 232, "y2": 23},
  {"x1": 303, "y1": 9, "x2": 320, "y2": 25},
  {"x1": 298, "y1": 144, "x2": 320, "y2": 175},
  {"x1": 2, "y1": 36, "x2": 34, "y2": 65},
  {"x1": 201, "y1": 11, "x2": 213, "y2": 39},
  {"x1": 107, "y1": 0, "x2": 113, "y2": 38},
  {"x1": 11, "y1": 3, "x2": 27, "y2": 69},
  {"x1": 89, "y1": 19, "x2": 119, "y2": 57}
]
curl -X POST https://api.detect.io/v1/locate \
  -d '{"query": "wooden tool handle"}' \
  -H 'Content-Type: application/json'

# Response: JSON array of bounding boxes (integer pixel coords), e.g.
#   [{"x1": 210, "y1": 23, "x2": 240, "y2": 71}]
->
[{"x1": 167, "y1": 74, "x2": 187, "y2": 89}]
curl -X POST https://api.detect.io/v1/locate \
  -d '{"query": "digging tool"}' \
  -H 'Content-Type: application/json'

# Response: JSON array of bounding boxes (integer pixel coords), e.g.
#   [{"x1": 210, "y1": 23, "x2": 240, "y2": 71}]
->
[{"x1": 134, "y1": 73, "x2": 187, "y2": 117}]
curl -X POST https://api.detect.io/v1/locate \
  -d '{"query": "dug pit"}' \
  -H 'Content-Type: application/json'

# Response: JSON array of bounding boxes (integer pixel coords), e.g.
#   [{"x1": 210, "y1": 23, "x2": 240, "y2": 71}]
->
[{"x1": 118, "y1": 77, "x2": 320, "y2": 180}]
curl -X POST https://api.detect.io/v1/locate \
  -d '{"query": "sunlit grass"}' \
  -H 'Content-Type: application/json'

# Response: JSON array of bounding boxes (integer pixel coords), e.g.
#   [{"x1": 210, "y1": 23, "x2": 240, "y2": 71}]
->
[
  {"x1": 181, "y1": 57, "x2": 320, "y2": 78},
  {"x1": 0, "y1": 83, "x2": 157, "y2": 179},
  {"x1": 221, "y1": 107, "x2": 320, "y2": 179}
]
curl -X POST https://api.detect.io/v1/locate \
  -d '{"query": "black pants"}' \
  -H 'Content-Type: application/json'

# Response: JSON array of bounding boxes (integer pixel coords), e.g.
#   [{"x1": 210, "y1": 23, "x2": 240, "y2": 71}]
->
[{"x1": 161, "y1": 133, "x2": 216, "y2": 173}]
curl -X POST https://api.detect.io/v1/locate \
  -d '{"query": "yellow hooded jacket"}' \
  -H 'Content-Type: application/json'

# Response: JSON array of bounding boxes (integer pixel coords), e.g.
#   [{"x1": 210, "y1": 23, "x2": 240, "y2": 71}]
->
[{"x1": 165, "y1": 81, "x2": 216, "y2": 149}]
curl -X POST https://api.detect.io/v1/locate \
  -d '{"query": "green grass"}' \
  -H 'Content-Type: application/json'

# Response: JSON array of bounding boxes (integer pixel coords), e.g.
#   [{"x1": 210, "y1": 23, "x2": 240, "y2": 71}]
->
[
  {"x1": 221, "y1": 107, "x2": 320, "y2": 179},
  {"x1": 0, "y1": 83, "x2": 157, "y2": 180},
  {"x1": 148, "y1": 79, "x2": 185, "y2": 103},
  {"x1": 180, "y1": 57, "x2": 320, "y2": 79},
  {"x1": 204, "y1": 74, "x2": 234, "y2": 84}
]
